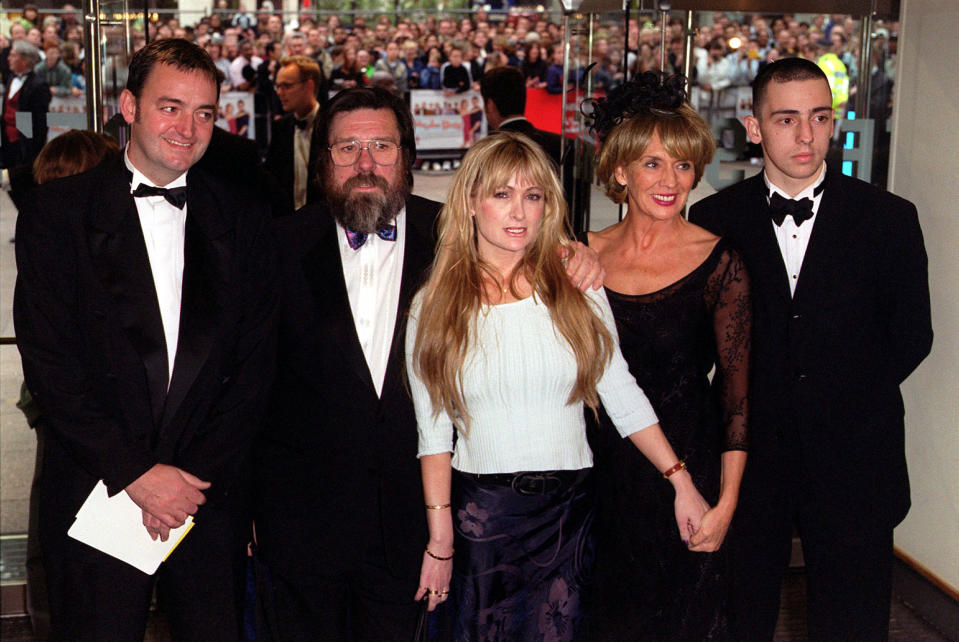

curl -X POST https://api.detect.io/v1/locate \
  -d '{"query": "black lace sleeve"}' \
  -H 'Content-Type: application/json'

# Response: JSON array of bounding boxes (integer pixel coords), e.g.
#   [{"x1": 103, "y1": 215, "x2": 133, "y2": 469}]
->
[{"x1": 707, "y1": 245, "x2": 751, "y2": 452}]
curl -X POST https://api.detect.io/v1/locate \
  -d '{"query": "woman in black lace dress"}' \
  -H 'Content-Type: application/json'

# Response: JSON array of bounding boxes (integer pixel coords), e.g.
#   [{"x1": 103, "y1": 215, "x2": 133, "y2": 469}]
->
[{"x1": 583, "y1": 73, "x2": 751, "y2": 640}]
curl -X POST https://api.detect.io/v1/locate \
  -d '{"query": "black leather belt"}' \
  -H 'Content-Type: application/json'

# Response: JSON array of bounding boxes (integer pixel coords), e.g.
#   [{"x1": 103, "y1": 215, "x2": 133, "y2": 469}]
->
[{"x1": 461, "y1": 469, "x2": 590, "y2": 496}]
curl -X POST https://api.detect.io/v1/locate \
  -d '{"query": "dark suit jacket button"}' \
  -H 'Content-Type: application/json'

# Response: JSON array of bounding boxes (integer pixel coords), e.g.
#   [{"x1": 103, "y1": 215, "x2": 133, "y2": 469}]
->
[
  {"x1": 792, "y1": 314, "x2": 801, "y2": 320},
  {"x1": 796, "y1": 373, "x2": 807, "y2": 381},
  {"x1": 106, "y1": 372, "x2": 117, "y2": 380},
  {"x1": 93, "y1": 309, "x2": 106, "y2": 318}
]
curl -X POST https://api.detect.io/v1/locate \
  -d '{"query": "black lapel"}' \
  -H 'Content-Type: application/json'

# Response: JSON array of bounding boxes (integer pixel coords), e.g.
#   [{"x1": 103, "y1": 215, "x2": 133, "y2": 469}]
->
[
  {"x1": 302, "y1": 211, "x2": 378, "y2": 395},
  {"x1": 161, "y1": 169, "x2": 233, "y2": 428},
  {"x1": 86, "y1": 158, "x2": 168, "y2": 429},
  {"x1": 380, "y1": 200, "x2": 437, "y2": 402},
  {"x1": 739, "y1": 174, "x2": 793, "y2": 311}
]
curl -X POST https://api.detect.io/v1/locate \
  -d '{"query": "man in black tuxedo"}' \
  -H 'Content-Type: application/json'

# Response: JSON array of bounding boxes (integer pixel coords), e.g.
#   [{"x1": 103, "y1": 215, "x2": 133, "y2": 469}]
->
[
  {"x1": 264, "y1": 55, "x2": 324, "y2": 215},
  {"x1": 480, "y1": 65, "x2": 585, "y2": 230},
  {"x1": 255, "y1": 86, "x2": 604, "y2": 640},
  {"x1": 255, "y1": 86, "x2": 439, "y2": 640},
  {"x1": 688, "y1": 58, "x2": 932, "y2": 640},
  {"x1": 2, "y1": 40, "x2": 50, "y2": 171},
  {"x1": 14, "y1": 39, "x2": 276, "y2": 640}
]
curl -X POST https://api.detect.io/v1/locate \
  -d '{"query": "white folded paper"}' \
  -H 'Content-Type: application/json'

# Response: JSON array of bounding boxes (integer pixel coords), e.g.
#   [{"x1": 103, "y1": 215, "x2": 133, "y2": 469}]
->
[{"x1": 67, "y1": 480, "x2": 195, "y2": 575}]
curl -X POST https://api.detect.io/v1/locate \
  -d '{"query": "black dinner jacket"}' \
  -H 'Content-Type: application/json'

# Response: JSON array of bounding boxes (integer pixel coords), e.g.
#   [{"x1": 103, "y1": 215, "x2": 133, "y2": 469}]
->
[
  {"x1": 254, "y1": 194, "x2": 440, "y2": 580},
  {"x1": 263, "y1": 112, "x2": 324, "y2": 216},
  {"x1": 1, "y1": 70, "x2": 51, "y2": 168},
  {"x1": 688, "y1": 166, "x2": 932, "y2": 529},
  {"x1": 14, "y1": 156, "x2": 278, "y2": 535}
]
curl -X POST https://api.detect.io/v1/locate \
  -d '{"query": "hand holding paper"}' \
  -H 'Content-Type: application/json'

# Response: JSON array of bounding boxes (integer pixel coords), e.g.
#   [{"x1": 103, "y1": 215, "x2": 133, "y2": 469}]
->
[
  {"x1": 68, "y1": 481, "x2": 196, "y2": 575},
  {"x1": 125, "y1": 463, "x2": 209, "y2": 541}
]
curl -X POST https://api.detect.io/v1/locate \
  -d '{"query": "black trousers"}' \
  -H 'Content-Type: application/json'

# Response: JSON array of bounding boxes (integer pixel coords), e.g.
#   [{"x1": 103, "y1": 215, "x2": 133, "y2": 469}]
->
[
  {"x1": 726, "y1": 458, "x2": 894, "y2": 641},
  {"x1": 41, "y1": 491, "x2": 248, "y2": 641},
  {"x1": 269, "y1": 535, "x2": 421, "y2": 641}
]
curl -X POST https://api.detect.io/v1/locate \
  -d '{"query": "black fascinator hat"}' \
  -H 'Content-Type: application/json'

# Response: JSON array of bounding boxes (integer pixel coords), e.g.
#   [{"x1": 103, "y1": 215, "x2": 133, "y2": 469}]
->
[{"x1": 583, "y1": 71, "x2": 689, "y2": 141}]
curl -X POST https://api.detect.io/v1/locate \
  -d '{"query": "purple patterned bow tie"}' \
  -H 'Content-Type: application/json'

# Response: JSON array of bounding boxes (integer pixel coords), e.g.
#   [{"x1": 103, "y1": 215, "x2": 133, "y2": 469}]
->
[{"x1": 345, "y1": 224, "x2": 397, "y2": 250}]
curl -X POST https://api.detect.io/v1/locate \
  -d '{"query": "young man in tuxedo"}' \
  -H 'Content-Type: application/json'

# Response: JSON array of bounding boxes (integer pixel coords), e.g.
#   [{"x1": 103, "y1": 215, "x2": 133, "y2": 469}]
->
[
  {"x1": 264, "y1": 55, "x2": 324, "y2": 214},
  {"x1": 254, "y1": 86, "x2": 604, "y2": 640},
  {"x1": 689, "y1": 57, "x2": 932, "y2": 640},
  {"x1": 14, "y1": 38, "x2": 276, "y2": 640}
]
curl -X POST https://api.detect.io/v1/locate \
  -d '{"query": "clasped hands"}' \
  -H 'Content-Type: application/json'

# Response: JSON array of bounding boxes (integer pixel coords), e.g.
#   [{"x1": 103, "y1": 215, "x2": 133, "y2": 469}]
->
[
  {"x1": 674, "y1": 484, "x2": 734, "y2": 553},
  {"x1": 124, "y1": 463, "x2": 210, "y2": 542}
]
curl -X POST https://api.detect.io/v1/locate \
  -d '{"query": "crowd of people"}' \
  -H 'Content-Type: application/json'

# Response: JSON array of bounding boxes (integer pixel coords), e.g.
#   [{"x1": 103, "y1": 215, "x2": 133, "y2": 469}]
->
[
  {"x1": 4, "y1": 5, "x2": 929, "y2": 642},
  {"x1": 2, "y1": 4, "x2": 902, "y2": 142}
]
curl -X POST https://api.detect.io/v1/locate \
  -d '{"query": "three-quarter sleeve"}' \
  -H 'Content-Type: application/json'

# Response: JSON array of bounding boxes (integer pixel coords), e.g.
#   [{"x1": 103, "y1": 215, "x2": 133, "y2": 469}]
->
[
  {"x1": 589, "y1": 288, "x2": 660, "y2": 437},
  {"x1": 406, "y1": 293, "x2": 456, "y2": 458},
  {"x1": 709, "y1": 248, "x2": 751, "y2": 451}
]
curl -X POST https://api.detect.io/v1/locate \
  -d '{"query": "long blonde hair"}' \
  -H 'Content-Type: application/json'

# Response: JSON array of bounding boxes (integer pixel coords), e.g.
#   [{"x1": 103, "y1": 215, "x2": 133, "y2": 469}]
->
[{"x1": 411, "y1": 131, "x2": 613, "y2": 429}]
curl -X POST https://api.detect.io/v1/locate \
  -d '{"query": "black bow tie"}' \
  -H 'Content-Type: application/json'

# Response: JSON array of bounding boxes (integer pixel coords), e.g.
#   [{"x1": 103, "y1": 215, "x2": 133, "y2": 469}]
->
[
  {"x1": 132, "y1": 183, "x2": 188, "y2": 209},
  {"x1": 294, "y1": 118, "x2": 310, "y2": 130},
  {"x1": 768, "y1": 192, "x2": 815, "y2": 227}
]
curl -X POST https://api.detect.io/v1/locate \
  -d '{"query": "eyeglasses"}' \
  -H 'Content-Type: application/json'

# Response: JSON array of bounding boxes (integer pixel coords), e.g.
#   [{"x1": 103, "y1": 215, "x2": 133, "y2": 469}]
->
[
  {"x1": 274, "y1": 80, "x2": 304, "y2": 91},
  {"x1": 328, "y1": 139, "x2": 401, "y2": 166}
]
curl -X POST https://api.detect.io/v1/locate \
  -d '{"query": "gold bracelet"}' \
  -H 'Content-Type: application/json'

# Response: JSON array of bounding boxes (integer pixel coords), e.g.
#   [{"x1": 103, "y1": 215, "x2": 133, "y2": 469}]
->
[
  {"x1": 425, "y1": 503, "x2": 451, "y2": 510},
  {"x1": 662, "y1": 460, "x2": 687, "y2": 479},
  {"x1": 425, "y1": 547, "x2": 454, "y2": 561}
]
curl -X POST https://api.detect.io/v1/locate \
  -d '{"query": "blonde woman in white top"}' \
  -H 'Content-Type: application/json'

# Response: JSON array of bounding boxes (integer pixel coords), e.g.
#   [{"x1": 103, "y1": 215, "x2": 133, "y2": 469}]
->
[{"x1": 406, "y1": 131, "x2": 710, "y2": 640}]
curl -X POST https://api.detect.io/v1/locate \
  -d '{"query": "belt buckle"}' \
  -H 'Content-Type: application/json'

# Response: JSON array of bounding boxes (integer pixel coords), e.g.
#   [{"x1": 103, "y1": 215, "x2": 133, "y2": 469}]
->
[{"x1": 512, "y1": 472, "x2": 560, "y2": 495}]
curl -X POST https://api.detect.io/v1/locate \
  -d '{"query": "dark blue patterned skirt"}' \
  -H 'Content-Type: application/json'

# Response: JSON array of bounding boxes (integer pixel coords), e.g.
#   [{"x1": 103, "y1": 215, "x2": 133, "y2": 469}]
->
[{"x1": 450, "y1": 469, "x2": 594, "y2": 641}]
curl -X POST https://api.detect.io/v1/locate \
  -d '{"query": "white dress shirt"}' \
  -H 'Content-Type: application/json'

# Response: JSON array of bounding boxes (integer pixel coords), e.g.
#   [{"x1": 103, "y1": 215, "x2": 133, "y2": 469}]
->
[
  {"x1": 125, "y1": 150, "x2": 187, "y2": 386},
  {"x1": 766, "y1": 163, "x2": 827, "y2": 296},
  {"x1": 409, "y1": 288, "x2": 659, "y2": 474},
  {"x1": 7, "y1": 73, "x2": 27, "y2": 98},
  {"x1": 337, "y1": 208, "x2": 406, "y2": 397},
  {"x1": 292, "y1": 102, "x2": 319, "y2": 210}
]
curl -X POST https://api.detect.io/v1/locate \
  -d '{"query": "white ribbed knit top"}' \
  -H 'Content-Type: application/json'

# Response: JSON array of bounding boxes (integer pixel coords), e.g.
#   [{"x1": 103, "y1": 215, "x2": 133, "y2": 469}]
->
[{"x1": 407, "y1": 287, "x2": 658, "y2": 474}]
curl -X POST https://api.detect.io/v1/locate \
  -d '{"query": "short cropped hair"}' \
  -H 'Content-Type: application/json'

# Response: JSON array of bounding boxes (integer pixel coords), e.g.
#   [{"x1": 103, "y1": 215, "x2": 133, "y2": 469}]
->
[
  {"x1": 752, "y1": 57, "x2": 829, "y2": 116},
  {"x1": 126, "y1": 38, "x2": 220, "y2": 101},
  {"x1": 480, "y1": 66, "x2": 526, "y2": 118},
  {"x1": 315, "y1": 86, "x2": 416, "y2": 188},
  {"x1": 280, "y1": 55, "x2": 323, "y2": 89},
  {"x1": 597, "y1": 101, "x2": 715, "y2": 202}
]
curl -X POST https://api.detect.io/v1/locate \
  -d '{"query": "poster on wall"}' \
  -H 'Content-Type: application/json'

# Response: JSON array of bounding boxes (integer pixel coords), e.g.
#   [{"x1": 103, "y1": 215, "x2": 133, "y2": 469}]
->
[
  {"x1": 216, "y1": 91, "x2": 255, "y2": 140},
  {"x1": 411, "y1": 89, "x2": 486, "y2": 150}
]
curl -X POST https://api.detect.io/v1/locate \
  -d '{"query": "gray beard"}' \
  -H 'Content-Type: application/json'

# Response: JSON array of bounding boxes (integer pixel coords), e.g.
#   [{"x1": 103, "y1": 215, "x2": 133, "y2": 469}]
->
[{"x1": 326, "y1": 171, "x2": 410, "y2": 234}]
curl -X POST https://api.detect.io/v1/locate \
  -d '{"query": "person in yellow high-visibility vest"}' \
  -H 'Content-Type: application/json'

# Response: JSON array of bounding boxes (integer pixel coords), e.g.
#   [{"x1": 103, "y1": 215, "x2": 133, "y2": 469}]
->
[{"x1": 817, "y1": 48, "x2": 849, "y2": 141}]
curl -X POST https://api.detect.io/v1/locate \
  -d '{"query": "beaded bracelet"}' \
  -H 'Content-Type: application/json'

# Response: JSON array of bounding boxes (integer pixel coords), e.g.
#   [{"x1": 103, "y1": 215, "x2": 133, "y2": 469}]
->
[{"x1": 425, "y1": 503, "x2": 451, "y2": 510}]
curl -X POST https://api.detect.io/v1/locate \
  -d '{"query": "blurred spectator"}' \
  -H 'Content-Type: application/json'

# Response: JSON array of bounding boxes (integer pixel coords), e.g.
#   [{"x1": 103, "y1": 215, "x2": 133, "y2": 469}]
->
[
  {"x1": 697, "y1": 37, "x2": 732, "y2": 93},
  {"x1": 17, "y1": 4, "x2": 40, "y2": 31},
  {"x1": 230, "y1": 38, "x2": 260, "y2": 90},
  {"x1": 418, "y1": 46, "x2": 443, "y2": 89},
  {"x1": 545, "y1": 43, "x2": 566, "y2": 94},
  {"x1": 374, "y1": 41, "x2": 408, "y2": 95},
  {"x1": 441, "y1": 43, "x2": 472, "y2": 94},
  {"x1": 520, "y1": 42, "x2": 547, "y2": 86},
  {"x1": 34, "y1": 42, "x2": 79, "y2": 97},
  {"x1": 402, "y1": 40, "x2": 423, "y2": 89},
  {"x1": 330, "y1": 45, "x2": 364, "y2": 89}
]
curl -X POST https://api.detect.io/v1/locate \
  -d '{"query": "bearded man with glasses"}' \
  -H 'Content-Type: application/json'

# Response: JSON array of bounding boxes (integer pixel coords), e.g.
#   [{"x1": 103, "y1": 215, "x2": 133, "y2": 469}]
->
[{"x1": 253, "y1": 86, "x2": 605, "y2": 639}]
